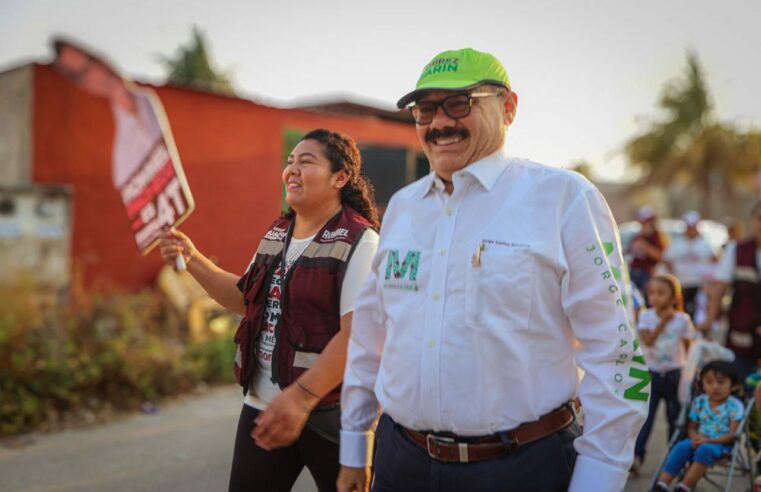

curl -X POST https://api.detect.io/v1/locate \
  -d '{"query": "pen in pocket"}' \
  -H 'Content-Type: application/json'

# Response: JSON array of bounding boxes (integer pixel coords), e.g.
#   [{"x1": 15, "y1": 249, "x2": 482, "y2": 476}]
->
[{"x1": 472, "y1": 242, "x2": 485, "y2": 268}]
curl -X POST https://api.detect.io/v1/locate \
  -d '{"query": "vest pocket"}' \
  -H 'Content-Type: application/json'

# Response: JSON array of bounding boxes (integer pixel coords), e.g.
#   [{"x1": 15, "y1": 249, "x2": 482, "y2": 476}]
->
[
  {"x1": 286, "y1": 324, "x2": 335, "y2": 352},
  {"x1": 233, "y1": 317, "x2": 252, "y2": 386}
]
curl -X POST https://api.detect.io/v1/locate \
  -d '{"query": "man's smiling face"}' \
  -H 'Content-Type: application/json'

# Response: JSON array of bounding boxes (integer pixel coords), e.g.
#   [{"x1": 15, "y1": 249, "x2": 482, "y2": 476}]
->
[{"x1": 414, "y1": 85, "x2": 517, "y2": 181}]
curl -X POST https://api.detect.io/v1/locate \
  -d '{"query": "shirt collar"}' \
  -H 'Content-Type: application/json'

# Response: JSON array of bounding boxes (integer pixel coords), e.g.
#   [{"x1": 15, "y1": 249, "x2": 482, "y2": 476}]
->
[
  {"x1": 419, "y1": 172, "x2": 446, "y2": 198},
  {"x1": 418, "y1": 145, "x2": 511, "y2": 198}
]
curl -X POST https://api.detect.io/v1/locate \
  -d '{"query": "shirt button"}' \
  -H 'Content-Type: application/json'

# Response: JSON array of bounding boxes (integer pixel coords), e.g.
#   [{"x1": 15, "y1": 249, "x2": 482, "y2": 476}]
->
[
  {"x1": 432, "y1": 293, "x2": 441, "y2": 301},
  {"x1": 428, "y1": 340, "x2": 436, "y2": 348},
  {"x1": 446, "y1": 207, "x2": 453, "y2": 216},
  {"x1": 437, "y1": 249, "x2": 446, "y2": 256}
]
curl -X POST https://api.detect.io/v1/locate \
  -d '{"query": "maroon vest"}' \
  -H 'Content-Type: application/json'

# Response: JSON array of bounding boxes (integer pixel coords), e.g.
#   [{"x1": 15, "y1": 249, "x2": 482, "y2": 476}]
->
[
  {"x1": 234, "y1": 206, "x2": 372, "y2": 407},
  {"x1": 629, "y1": 231, "x2": 664, "y2": 274},
  {"x1": 727, "y1": 239, "x2": 761, "y2": 358}
]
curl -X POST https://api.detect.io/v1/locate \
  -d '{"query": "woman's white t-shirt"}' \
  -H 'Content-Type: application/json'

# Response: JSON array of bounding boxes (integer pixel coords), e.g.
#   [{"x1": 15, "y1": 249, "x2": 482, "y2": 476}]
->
[
  {"x1": 714, "y1": 241, "x2": 761, "y2": 284},
  {"x1": 638, "y1": 309, "x2": 695, "y2": 372},
  {"x1": 244, "y1": 228, "x2": 379, "y2": 410}
]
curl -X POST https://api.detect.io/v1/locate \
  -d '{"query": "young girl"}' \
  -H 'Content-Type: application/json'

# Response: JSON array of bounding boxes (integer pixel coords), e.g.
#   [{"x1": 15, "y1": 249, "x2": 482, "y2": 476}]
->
[
  {"x1": 633, "y1": 274, "x2": 696, "y2": 471},
  {"x1": 653, "y1": 360, "x2": 744, "y2": 492}
]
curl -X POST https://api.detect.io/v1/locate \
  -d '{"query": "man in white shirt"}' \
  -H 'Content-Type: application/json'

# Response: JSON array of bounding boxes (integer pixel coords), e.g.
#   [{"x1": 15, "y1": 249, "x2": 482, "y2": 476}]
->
[
  {"x1": 336, "y1": 48, "x2": 649, "y2": 492},
  {"x1": 663, "y1": 211, "x2": 716, "y2": 319}
]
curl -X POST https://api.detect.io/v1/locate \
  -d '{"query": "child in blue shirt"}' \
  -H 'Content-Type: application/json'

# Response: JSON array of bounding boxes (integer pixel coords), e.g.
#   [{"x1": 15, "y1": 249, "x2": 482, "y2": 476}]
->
[{"x1": 652, "y1": 360, "x2": 744, "y2": 492}]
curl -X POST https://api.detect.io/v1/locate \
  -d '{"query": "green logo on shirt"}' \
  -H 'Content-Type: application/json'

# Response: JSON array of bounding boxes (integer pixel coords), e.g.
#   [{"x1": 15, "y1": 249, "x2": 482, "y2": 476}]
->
[
  {"x1": 598, "y1": 241, "x2": 627, "y2": 307},
  {"x1": 384, "y1": 250, "x2": 421, "y2": 291},
  {"x1": 623, "y1": 339, "x2": 651, "y2": 402},
  {"x1": 588, "y1": 241, "x2": 650, "y2": 402},
  {"x1": 602, "y1": 241, "x2": 621, "y2": 280}
]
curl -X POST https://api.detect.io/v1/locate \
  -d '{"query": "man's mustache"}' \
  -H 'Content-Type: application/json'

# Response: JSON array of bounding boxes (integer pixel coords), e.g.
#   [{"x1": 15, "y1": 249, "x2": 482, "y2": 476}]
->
[{"x1": 425, "y1": 127, "x2": 469, "y2": 142}]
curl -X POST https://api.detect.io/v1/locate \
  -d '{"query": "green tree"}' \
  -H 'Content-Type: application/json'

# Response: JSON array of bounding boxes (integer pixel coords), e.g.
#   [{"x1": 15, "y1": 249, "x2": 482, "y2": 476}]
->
[
  {"x1": 160, "y1": 26, "x2": 235, "y2": 95},
  {"x1": 569, "y1": 160, "x2": 595, "y2": 181},
  {"x1": 626, "y1": 52, "x2": 761, "y2": 216}
]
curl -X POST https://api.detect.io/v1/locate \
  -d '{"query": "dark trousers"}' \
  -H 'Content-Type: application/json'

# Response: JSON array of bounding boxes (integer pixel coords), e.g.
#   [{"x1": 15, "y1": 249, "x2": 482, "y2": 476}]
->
[
  {"x1": 371, "y1": 414, "x2": 579, "y2": 492},
  {"x1": 630, "y1": 268, "x2": 652, "y2": 305},
  {"x1": 733, "y1": 355, "x2": 758, "y2": 389},
  {"x1": 682, "y1": 286, "x2": 699, "y2": 320},
  {"x1": 634, "y1": 369, "x2": 681, "y2": 460},
  {"x1": 228, "y1": 405, "x2": 339, "y2": 492}
]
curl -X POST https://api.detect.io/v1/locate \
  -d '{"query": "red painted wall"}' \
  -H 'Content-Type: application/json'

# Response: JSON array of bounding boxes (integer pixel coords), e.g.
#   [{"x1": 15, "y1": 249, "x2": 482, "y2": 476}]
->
[{"x1": 32, "y1": 64, "x2": 420, "y2": 291}]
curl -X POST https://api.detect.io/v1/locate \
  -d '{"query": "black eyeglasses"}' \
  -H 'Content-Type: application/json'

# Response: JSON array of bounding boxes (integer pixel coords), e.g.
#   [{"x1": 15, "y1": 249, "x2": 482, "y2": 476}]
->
[{"x1": 407, "y1": 92, "x2": 502, "y2": 125}]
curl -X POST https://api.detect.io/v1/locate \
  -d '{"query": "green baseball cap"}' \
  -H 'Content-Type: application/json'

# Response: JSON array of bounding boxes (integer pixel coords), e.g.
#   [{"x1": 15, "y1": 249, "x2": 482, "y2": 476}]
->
[{"x1": 396, "y1": 47, "x2": 511, "y2": 109}]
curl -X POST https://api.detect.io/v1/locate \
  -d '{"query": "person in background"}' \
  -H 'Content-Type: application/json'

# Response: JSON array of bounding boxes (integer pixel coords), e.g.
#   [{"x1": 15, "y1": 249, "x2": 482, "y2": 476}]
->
[
  {"x1": 628, "y1": 205, "x2": 666, "y2": 299},
  {"x1": 337, "y1": 47, "x2": 648, "y2": 492},
  {"x1": 652, "y1": 360, "x2": 743, "y2": 492},
  {"x1": 633, "y1": 274, "x2": 695, "y2": 473},
  {"x1": 160, "y1": 129, "x2": 380, "y2": 492},
  {"x1": 630, "y1": 279, "x2": 646, "y2": 327},
  {"x1": 663, "y1": 210, "x2": 717, "y2": 320},
  {"x1": 700, "y1": 200, "x2": 761, "y2": 383},
  {"x1": 722, "y1": 216, "x2": 745, "y2": 248},
  {"x1": 692, "y1": 266, "x2": 721, "y2": 341}
]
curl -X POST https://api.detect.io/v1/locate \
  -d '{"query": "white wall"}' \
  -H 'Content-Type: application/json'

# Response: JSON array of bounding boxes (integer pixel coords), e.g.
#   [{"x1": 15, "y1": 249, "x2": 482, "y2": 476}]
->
[
  {"x1": 0, "y1": 65, "x2": 33, "y2": 185},
  {"x1": 0, "y1": 187, "x2": 72, "y2": 293}
]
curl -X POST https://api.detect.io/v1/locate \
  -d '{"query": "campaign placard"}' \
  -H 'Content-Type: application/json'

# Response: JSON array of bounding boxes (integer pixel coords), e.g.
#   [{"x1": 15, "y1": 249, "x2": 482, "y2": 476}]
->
[{"x1": 53, "y1": 38, "x2": 194, "y2": 254}]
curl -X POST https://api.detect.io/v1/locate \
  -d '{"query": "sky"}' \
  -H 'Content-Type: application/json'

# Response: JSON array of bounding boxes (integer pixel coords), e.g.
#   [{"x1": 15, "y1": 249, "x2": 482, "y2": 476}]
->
[{"x1": 2, "y1": 0, "x2": 760, "y2": 182}]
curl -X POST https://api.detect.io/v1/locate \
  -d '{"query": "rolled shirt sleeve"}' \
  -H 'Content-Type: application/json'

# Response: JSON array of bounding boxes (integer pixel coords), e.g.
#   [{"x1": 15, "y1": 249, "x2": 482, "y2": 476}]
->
[{"x1": 560, "y1": 187, "x2": 650, "y2": 492}]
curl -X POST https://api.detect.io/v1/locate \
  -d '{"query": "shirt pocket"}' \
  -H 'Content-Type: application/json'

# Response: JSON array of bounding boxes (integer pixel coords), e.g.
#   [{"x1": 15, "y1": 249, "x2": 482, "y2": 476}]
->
[{"x1": 465, "y1": 245, "x2": 534, "y2": 332}]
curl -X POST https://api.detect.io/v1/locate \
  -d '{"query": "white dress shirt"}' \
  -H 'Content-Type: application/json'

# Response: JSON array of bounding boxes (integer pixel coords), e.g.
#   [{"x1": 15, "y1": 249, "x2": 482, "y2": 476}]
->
[
  {"x1": 340, "y1": 147, "x2": 649, "y2": 492},
  {"x1": 663, "y1": 236, "x2": 714, "y2": 288}
]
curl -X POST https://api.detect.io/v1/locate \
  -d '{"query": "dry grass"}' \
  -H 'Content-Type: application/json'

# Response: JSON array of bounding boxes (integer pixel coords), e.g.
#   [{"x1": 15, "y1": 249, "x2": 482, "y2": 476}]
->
[{"x1": 0, "y1": 274, "x2": 236, "y2": 436}]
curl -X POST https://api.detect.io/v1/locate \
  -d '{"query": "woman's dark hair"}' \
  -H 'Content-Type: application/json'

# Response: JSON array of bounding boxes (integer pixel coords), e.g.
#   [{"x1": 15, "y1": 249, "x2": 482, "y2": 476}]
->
[
  {"x1": 650, "y1": 274, "x2": 684, "y2": 312},
  {"x1": 293, "y1": 128, "x2": 380, "y2": 230},
  {"x1": 700, "y1": 359, "x2": 739, "y2": 386}
]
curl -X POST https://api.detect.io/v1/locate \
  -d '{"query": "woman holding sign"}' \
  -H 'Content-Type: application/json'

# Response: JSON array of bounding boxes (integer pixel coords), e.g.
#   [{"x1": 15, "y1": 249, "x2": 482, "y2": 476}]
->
[{"x1": 159, "y1": 129, "x2": 379, "y2": 492}]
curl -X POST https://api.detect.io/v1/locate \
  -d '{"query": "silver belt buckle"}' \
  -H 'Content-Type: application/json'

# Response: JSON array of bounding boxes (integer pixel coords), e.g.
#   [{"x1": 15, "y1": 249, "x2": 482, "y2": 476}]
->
[
  {"x1": 425, "y1": 434, "x2": 469, "y2": 463},
  {"x1": 569, "y1": 400, "x2": 584, "y2": 427}
]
